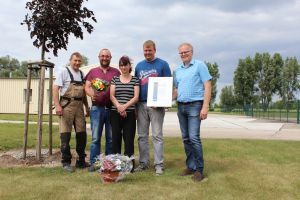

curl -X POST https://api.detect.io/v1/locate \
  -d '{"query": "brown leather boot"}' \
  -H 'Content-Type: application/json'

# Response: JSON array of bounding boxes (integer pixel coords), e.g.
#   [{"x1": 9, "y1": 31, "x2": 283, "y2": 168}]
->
[
  {"x1": 179, "y1": 168, "x2": 194, "y2": 176},
  {"x1": 192, "y1": 171, "x2": 204, "y2": 182}
]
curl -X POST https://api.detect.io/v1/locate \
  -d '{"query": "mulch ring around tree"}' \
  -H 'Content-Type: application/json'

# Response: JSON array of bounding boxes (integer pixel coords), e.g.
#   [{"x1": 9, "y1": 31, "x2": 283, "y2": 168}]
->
[{"x1": 0, "y1": 149, "x2": 84, "y2": 168}]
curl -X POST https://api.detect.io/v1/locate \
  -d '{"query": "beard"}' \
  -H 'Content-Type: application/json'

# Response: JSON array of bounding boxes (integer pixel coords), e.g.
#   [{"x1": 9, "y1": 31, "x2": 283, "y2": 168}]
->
[{"x1": 100, "y1": 60, "x2": 110, "y2": 68}]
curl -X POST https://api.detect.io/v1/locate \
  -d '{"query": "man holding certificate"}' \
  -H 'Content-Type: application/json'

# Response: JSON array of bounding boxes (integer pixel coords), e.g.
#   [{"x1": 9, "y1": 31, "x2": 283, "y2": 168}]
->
[
  {"x1": 173, "y1": 43, "x2": 212, "y2": 182},
  {"x1": 134, "y1": 40, "x2": 171, "y2": 175}
]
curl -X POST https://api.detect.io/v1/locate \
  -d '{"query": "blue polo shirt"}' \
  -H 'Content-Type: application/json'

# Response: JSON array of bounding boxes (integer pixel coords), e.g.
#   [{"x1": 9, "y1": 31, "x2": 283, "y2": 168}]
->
[{"x1": 174, "y1": 59, "x2": 212, "y2": 102}]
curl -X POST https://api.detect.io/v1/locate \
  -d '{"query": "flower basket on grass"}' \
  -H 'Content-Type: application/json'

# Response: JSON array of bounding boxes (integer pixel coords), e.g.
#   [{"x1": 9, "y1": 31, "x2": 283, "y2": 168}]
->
[
  {"x1": 99, "y1": 170, "x2": 121, "y2": 183},
  {"x1": 94, "y1": 154, "x2": 134, "y2": 183}
]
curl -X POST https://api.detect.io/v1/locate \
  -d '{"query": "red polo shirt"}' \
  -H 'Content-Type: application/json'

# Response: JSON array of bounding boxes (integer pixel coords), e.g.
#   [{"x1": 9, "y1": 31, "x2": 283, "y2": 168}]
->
[{"x1": 85, "y1": 66, "x2": 120, "y2": 107}]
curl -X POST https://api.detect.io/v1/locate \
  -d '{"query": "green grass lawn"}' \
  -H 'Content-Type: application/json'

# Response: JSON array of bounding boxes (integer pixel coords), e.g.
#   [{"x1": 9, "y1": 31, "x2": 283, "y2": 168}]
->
[
  {"x1": 0, "y1": 113, "x2": 90, "y2": 123},
  {"x1": 0, "y1": 123, "x2": 300, "y2": 200}
]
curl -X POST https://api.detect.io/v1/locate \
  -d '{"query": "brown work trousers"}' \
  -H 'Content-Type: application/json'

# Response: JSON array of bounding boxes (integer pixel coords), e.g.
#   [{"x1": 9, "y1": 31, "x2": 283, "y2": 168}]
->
[{"x1": 59, "y1": 83, "x2": 86, "y2": 133}]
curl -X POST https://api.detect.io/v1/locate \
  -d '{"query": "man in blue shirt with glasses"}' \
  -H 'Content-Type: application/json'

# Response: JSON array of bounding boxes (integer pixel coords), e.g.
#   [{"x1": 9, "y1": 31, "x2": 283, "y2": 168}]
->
[{"x1": 173, "y1": 43, "x2": 212, "y2": 182}]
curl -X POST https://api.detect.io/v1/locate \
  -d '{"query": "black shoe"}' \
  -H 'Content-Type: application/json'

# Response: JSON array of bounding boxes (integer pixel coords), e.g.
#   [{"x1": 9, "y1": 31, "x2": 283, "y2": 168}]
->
[
  {"x1": 63, "y1": 164, "x2": 75, "y2": 173},
  {"x1": 75, "y1": 160, "x2": 90, "y2": 169}
]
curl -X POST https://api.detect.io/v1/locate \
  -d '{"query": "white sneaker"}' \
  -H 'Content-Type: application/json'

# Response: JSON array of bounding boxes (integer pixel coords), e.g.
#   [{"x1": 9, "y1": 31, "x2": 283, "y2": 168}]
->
[
  {"x1": 134, "y1": 165, "x2": 148, "y2": 172},
  {"x1": 155, "y1": 168, "x2": 163, "y2": 175}
]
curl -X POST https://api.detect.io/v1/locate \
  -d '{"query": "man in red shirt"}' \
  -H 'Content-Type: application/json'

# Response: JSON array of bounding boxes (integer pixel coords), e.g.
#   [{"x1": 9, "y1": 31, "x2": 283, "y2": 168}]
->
[{"x1": 85, "y1": 49, "x2": 120, "y2": 171}]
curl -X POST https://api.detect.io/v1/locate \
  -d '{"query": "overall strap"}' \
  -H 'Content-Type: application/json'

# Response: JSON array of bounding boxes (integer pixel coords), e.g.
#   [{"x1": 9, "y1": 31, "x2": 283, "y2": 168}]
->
[
  {"x1": 79, "y1": 70, "x2": 85, "y2": 83},
  {"x1": 66, "y1": 67, "x2": 84, "y2": 84},
  {"x1": 66, "y1": 67, "x2": 74, "y2": 82}
]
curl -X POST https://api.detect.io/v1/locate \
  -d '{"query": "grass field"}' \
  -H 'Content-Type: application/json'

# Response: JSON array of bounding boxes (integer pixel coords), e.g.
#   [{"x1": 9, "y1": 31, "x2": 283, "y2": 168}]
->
[
  {"x1": 0, "y1": 123, "x2": 300, "y2": 200},
  {"x1": 0, "y1": 113, "x2": 91, "y2": 123}
]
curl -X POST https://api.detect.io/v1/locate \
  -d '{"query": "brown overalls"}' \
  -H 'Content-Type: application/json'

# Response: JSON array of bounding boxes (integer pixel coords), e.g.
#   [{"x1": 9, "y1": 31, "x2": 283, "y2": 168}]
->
[{"x1": 59, "y1": 67, "x2": 87, "y2": 166}]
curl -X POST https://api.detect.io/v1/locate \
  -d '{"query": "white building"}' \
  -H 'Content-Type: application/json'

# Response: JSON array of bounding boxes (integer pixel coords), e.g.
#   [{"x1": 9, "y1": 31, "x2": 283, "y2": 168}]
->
[{"x1": 0, "y1": 64, "x2": 122, "y2": 114}]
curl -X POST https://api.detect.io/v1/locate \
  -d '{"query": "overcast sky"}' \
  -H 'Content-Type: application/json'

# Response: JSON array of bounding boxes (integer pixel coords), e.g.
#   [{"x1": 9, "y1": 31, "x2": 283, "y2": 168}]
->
[{"x1": 1, "y1": 0, "x2": 300, "y2": 93}]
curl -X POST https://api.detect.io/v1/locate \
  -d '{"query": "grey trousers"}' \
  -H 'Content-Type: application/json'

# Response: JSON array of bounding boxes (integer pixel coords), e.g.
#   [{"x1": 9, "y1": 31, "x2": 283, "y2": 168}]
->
[{"x1": 136, "y1": 102, "x2": 165, "y2": 169}]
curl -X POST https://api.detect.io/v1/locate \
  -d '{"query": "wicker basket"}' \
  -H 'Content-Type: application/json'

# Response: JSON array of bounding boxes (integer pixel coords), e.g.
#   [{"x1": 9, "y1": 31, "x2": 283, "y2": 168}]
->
[{"x1": 100, "y1": 171, "x2": 120, "y2": 183}]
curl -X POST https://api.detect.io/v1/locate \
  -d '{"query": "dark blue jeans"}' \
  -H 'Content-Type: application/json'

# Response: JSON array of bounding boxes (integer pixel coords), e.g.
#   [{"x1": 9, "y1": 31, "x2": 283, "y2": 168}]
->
[
  {"x1": 177, "y1": 101, "x2": 204, "y2": 173},
  {"x1": 89, "y1": 105, "x2": 112, "y2": 164}
]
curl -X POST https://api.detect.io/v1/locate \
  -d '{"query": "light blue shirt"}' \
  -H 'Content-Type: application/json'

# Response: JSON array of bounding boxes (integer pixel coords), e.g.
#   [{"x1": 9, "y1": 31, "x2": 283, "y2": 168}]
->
[{"x1": 174, "y1": 59, "x2": 212, "y2": 102}]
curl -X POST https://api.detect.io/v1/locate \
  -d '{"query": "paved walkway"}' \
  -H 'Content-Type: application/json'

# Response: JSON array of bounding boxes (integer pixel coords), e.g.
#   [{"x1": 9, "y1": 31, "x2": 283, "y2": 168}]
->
[
  {"x1": 163, "y1": 113, "x2": 300, "y2": 141},
  {"x1": 1, "y1": 113, "x2": 299, "y2": 141}
]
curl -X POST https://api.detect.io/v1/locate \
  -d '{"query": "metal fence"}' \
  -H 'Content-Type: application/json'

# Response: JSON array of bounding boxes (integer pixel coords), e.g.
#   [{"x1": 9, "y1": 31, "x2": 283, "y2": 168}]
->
[{"x1": 220, "y1": 100, "x2": 300, "y2": 124}]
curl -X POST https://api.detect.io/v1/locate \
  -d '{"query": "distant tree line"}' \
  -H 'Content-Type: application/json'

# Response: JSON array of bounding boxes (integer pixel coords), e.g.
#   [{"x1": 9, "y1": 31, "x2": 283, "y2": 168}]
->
[
  {"x1": 220, "y1": 52, "x2": 300, "y2": 110},
  {"x1": 0, "y1": 55, "x2": 33, "y2": 78},
  {"x1": 0, "y1": 55, "x2": 89, "y2": 78}
]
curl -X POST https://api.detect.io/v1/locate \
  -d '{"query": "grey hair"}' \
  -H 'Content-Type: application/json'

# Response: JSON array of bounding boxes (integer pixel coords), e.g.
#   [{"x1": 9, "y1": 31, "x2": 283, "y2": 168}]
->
[{"x1": 178, "y1": 43, "x2": 193, "y2": 51}]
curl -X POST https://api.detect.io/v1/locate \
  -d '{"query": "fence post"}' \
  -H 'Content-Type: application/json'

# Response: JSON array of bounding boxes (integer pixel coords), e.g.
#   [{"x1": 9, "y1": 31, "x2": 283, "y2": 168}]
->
[
  {"x1": 286, "y1": 107, "x2": 289, "y2": 123},
  {"x1": 297, "y1": 100, "x2": 300, "y2": 124},
  {"x1": 23, "y1": 66, "x2": 32, "y2": 159},
  {"x1": 280, "y1": 109, "x2": 281, "y2": 121}
]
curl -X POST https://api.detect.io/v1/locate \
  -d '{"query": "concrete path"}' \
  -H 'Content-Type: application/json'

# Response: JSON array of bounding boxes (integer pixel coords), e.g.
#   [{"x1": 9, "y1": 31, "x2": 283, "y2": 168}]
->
[
  {"x1": 163, "y1": 112, "x2": 300, "y2": 141},
  {"x1": 1, "y1": 113, "x2": 299, "y2": 141}
]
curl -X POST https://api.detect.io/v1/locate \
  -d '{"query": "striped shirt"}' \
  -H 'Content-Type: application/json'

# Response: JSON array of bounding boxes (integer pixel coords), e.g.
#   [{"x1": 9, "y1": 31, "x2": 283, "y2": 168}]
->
[{"x1": 111, "y1": 76, "x2": 139, "y2": 112}]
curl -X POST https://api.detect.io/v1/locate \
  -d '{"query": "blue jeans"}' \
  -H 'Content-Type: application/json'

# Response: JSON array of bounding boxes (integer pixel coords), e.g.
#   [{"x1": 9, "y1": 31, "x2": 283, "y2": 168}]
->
[
  {"x1": 177, "y1": 101, "x2": 204, "y2": 173},
  {"x1": 90, "y1": 105, "x2": 112, "y2": 164}
]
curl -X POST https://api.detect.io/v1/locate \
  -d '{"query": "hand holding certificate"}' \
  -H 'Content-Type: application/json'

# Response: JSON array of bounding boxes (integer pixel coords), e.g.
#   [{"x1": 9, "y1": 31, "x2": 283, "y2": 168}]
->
[{"x1": 147, "y1": 77, "x2": 173, "y2": 107}]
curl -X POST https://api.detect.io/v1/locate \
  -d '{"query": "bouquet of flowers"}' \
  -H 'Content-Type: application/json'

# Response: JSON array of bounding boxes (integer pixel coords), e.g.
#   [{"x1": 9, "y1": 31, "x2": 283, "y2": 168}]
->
[
  {"x1": 91, "y1": 78, "x2": 110, "y2": 92},
  {"x1": 94, "y1": 154, "x2": 134, "y2": 183}
]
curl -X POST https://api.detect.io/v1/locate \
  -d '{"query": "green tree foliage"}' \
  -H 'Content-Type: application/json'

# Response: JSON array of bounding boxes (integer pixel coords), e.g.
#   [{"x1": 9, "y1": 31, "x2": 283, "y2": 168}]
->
[
  {"x1": 233, "y1": 52, "x2": 299, "y2": 109},
  {"x1": 220, "y1": 85, "x2": 236, "y2": 111},
  {"x1": 0, "y1": 56, "x2": 20, "y2": 78},
  {"x1": 206, "y1": 62, "x2": 220, "y2": 108},
  {"x1": 255, "y1": 53, "x2": 282, "y2": 110},
  {"x1": 272, "y1": 99, "x2": 298, "y2": 110},
  {"x1": 81, "y1": 55, "x2": 89, "y2": 67},
  {"x1": 0, "y1": 56, "x2": 38, "y2": 78},
  {"x1": 279, "y1": 57, "x2": 300, "y2": 105},
  {"x1": 22, "y1": 0, "x2": 97, "y2": 59},
  {"x1": 233, "y1": 56, "x2": 258, "y2": 106},
  {"x1": 0, "y1": 55, "x2": 20, "y2": 70}
]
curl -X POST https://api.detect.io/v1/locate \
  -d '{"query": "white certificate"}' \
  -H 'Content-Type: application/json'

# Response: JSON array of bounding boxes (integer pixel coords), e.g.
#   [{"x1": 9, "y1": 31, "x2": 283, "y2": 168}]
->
[{"x1": 147, "y1": 77, "x2": 173, "y2": 107}]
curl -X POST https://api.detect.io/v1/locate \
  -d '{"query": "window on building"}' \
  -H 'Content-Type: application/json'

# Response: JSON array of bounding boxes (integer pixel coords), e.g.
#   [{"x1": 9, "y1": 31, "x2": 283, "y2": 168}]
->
[{"x1": 23, "y1": 89, "x2": 32, "y2": 103}]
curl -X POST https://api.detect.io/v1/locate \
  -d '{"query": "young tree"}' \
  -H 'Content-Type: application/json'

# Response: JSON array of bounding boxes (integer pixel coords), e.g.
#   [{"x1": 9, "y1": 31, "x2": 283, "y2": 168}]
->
[
  {"x1": 219, "y1": 85, "x2": 236, "y2": 111},
  {"x1": 279, "y1": 57, "x2": 300, "y2": 105},
  {"x1": 22, "y1": 0, "x2": 97, "y2": 60},
  {"x1": 206, "y1": 62, "x2": 220, "y2": 109},
  {"x1": 21, "y1": 0, "x2": 97, "y2": 160},
  {"x1": 255, "y1": 52, "x2": 282, "y2": 110},
  {"x1": 234, "y1": 56, "x2": 258, "y2": 107}
]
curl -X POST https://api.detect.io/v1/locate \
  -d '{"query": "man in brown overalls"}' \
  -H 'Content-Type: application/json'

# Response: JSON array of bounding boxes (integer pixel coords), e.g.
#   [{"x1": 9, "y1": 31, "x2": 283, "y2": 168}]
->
[{"x1": 53, "y1": 52, "x2": 90, "y2": 172}]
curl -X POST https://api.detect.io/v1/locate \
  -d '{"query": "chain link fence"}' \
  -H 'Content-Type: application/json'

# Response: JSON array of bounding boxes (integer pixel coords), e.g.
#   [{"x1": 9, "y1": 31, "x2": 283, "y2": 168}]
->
[{"x1": 220, "y1": 100, "x2": 300, "y2": 124}]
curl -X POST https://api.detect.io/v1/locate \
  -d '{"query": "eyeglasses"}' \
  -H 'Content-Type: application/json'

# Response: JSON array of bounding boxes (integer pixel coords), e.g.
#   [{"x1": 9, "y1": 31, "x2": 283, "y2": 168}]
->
[
  {"x1": 179, "y1": 50, "x2": 192, "y2": 55},
  {"x1": 99, "y1": 55, "x2": 111, "y2": 59}
]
